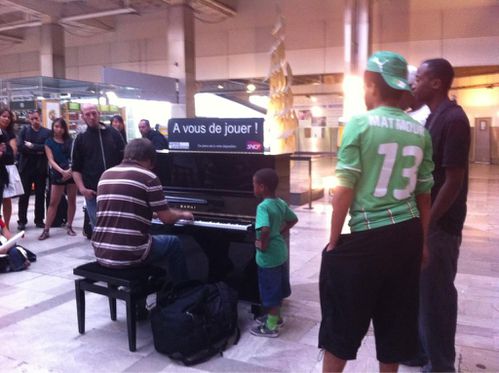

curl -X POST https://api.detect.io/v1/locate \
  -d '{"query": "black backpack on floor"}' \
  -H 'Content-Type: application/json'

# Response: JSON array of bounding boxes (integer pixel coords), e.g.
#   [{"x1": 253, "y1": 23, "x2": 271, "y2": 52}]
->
[{"x1": 150, "y1": 281, "x2": 240, "y2": 366}]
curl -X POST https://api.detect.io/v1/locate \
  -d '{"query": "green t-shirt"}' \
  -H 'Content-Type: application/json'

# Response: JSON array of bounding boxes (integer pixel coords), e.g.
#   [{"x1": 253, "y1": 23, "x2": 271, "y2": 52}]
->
[
  {"x1": 336, "y1": 106, "x2": 434, "y2": 232},
  {"x1": 255, "y1": 198, "x2": 297, "y2": 268}
]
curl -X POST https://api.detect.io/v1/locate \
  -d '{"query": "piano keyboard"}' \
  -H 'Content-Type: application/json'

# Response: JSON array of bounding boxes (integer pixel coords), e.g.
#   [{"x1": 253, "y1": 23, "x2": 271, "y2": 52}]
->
[{"x1": 151, "y1": 218, "x2": 252, "y2": 232}]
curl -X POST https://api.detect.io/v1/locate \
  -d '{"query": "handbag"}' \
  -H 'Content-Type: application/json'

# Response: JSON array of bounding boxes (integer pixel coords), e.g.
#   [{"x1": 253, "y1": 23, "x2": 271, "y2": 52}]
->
[{"x1": 3, "y1": 164, "x2": 24, "y2": 198}]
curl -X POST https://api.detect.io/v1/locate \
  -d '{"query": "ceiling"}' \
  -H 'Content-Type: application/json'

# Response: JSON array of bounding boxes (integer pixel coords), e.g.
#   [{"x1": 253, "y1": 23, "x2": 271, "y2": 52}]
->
[
  {"x1": 0, "y1": 0, "x2": 497, "y2": 103},
  {"x1": 0, "y1": 0, "x2": 237, "y2": 40}
]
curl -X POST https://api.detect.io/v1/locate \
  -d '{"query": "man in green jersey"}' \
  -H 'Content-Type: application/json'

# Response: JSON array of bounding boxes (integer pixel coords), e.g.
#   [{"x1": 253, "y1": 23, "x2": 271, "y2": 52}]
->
[{"x1": 319, "y1": 51, "x2": 434, "y2": 372}]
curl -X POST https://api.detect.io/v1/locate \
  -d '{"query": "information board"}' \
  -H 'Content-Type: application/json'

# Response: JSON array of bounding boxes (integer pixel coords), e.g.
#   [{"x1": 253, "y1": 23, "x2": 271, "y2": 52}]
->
[{"x1": 168, "y1": 118, "x2": 264, "y2": 153}]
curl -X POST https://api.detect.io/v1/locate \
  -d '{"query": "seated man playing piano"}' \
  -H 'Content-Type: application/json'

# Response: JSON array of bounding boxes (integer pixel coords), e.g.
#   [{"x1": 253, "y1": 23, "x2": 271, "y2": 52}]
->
[{"x1": 91, "y1": 138, "x2": 193, "y2": 284}]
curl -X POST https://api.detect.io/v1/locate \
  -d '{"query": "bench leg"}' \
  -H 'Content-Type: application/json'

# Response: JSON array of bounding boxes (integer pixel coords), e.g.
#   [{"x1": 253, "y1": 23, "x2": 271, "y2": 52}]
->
[
  {"x1": 108, "y1": 284, "x2": 117, "y2": 321},
  {"x1": 126, "y1": 295, "x2": 137, "y2": 352},
  {"x1": 75, "y1": 279, "x2": 86, "y2": 334}
]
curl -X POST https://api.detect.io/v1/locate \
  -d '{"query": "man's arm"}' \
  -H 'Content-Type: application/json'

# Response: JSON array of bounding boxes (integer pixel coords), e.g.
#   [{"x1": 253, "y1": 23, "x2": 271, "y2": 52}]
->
[
  {"x1": 17, "y1": 126, "x2": 29, "y2": 154},
  {"x1": 156, "y1": 208, "x2": 193, "y2": 225},
  {"x1": 72, "y1": 171, "x2": 96, "y2": 199},
  {"x1": 430, "y1": 167, "x2": 465, "y2": 224},
  {"x1": 416, "y1": 192, "x2": 432, "y2": 267},
  {"x1": 328, "y1": 186, "x2": 354, "y2": 251}
]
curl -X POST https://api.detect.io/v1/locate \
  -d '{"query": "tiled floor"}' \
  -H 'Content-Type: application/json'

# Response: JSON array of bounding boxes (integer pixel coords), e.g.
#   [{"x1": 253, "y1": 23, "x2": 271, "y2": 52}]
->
[{"x1": 0, "y1": 163, "x2": 497, "y2": 372}]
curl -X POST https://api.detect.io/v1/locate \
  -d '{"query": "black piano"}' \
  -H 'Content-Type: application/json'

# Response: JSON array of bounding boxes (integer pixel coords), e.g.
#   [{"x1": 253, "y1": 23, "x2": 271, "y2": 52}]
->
[{"x1": 151, "y1": 151, "x2": 290, "y2": 306}]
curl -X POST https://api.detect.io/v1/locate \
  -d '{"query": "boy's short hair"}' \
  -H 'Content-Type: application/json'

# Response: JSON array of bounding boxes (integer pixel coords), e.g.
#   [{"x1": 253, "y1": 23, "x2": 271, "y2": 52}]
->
[
  {"x1": 364, "y1": 70, "x2": 404, "y2": 101},
  {"x1": 254, "y1": 168, "x2": 279, "y2": 193}
]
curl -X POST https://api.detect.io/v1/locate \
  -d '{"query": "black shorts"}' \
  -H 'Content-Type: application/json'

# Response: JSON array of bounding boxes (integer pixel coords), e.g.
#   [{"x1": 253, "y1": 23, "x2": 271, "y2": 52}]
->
[
  {"x1": 50, "y1": 176, "x2": 75, "y2": 186},
  {"x1": 319, "y1": 218, "x2": 422, "y2": 363}
]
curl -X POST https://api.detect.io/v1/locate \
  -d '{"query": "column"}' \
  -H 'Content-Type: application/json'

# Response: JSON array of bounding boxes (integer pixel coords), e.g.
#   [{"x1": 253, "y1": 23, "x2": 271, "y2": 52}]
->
[
  {"x1": 40, "y1": 23, "x2": 66, "y2": 79},
  {"x1": 167, "y1": 1, "x2": 196, "y2": 118},
  {"x1": 342, "y1": 0, "x2": 371, "y2": 121}
]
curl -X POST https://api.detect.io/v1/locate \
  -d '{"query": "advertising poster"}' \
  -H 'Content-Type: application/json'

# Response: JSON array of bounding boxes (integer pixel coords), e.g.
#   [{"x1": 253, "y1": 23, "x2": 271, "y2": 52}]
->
[
  {"x1": 168, "y1": 118, "x2": 264, "y2": 153},
  {"x1": 42, "y1": 100, "x2": 61, "y2": 128}
]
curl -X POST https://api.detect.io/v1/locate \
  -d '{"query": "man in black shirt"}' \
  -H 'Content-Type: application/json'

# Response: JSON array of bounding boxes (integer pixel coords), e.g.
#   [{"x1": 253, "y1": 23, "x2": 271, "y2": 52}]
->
[
  {"x1": 72, "y1": 104, "x2": 125, "y2": 229},
  {"x1": 138, "y1": 119, "x2": 168, "y2": 150},
  {"x1": 17, "y1": 110, "x2": 51, "y2": 230},
  {"x1": 411, "y1": 58, "x2": 470, "y2": 372}
]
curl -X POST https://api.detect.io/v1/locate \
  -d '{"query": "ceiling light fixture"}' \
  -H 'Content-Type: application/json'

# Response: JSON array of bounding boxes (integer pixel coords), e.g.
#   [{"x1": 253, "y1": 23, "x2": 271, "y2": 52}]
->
[{"x1": 246, "y1": 83, "x2": 256, "y2": 93}]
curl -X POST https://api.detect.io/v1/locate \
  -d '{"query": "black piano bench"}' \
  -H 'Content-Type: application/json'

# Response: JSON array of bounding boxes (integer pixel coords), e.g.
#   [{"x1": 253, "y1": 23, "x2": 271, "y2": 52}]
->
[{"x1": 73, "y1": 262, "x2": 167, "y2": 352}]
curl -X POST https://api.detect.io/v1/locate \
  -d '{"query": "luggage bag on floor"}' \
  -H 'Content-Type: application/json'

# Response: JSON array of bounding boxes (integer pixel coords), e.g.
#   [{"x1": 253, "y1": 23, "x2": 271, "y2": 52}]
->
[{"x1": 150, "y1": 281, "x2": 240, "y2": 366}]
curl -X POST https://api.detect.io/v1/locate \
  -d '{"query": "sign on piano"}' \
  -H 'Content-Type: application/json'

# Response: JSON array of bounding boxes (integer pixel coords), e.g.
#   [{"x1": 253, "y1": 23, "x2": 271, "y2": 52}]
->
[{"x1": 168, "y1": 118, "x2": 264, "y2": 153}]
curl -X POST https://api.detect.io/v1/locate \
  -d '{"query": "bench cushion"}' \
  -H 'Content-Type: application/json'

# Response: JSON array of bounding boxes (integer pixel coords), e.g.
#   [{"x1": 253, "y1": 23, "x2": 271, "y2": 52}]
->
[{"x1": 73, "y1": 261, "x2": 166, "y2": 287}]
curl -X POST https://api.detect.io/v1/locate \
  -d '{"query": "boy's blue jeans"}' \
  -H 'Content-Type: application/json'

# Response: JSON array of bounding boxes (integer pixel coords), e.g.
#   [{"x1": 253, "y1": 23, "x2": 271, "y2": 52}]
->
[
  {"x1": 145, "y1": 234, "x2": 189, "y2": 284},
  {"x1": 419, "y1": 224, "x2": 461, "y2": 372}
]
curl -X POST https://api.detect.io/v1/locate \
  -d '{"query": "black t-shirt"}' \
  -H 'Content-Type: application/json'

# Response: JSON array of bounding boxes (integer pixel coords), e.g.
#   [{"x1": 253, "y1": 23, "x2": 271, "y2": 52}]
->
[
  {"x1": 145, "y1": 130, "x2": 168, "y2": 150},
  {"x1": 425, "y1": 99, "x2": 470, "y2": 235}
]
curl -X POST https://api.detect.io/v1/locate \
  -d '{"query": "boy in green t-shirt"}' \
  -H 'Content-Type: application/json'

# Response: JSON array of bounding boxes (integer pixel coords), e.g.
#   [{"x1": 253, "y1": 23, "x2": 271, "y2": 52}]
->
[
  {"x1": 250, "y1": 168, "x2": 298, "y2": 338},
  {"x1": 319, "y1": 51, "x2": 434, "y2": 372}
]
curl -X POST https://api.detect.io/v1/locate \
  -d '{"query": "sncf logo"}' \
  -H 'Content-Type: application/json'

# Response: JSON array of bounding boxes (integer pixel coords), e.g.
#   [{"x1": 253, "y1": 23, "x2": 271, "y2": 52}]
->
[{"x1": 246, "y1": 141, "x2": 262, "y2": 151}]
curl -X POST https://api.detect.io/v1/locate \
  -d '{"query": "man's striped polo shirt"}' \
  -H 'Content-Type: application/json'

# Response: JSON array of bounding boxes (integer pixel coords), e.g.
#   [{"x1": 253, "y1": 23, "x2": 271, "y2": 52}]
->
[{"x1": 92, "y1": 160, "x2": 169, "y2": 268}]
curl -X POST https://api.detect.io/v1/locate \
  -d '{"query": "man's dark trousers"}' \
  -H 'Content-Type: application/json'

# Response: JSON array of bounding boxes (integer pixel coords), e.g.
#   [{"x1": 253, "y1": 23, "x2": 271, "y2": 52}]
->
[
  {"x1": 18, "y1": 167, "x2": 47, "y2": 226},
  {"x1": 419, "y1": 224, "x2": 461, "y2": 372}
]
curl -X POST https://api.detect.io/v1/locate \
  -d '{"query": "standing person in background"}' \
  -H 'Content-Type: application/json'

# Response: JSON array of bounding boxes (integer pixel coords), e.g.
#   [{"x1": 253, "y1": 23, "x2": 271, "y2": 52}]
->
[
  {"x1": 409, "y1": 58, "x2": 471, "y2": 373},
  {"x1": 38, "y1": 118, "x2": 77, "y2": 240},
  {"x1": 399, "y1": 65, "x2": 431, "y2": 126},
  {"x1": 0, "y1": 108, "x2": 18, "y2": 230},
  {"x1": 138, "y1": 119, "x2": 168, "y2": 150},
  {"x1": 0, "y1": 121, "x2": 15, "y2": 214},
  {"x1": 16, "y1": 110, "x2": 51, "y2": 231},
  {"x1": 111, "y1": 115, "x2": 127, "y2": 144},
  {"x1": 72, "y1": 104, "x2": 125, "y2": 230},
  {"x1": 319, "y1": 51, "x2": 434, "y2": 372}
]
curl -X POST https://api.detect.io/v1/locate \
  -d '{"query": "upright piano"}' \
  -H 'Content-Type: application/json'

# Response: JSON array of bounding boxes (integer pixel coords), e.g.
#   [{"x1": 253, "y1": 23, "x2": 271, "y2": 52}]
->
[{"x1": 152, "y1": 151, "x2": 290, "y2": 305}]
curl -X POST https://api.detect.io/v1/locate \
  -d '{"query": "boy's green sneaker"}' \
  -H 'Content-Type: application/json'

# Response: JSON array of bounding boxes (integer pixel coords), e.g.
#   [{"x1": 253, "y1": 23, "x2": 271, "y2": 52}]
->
[
  {"x1": 250, "y1": 324, "x2": 279, "y2": 338},
  {"x1": 255, "y1": 315, "x2": 284, "y2": 328}
]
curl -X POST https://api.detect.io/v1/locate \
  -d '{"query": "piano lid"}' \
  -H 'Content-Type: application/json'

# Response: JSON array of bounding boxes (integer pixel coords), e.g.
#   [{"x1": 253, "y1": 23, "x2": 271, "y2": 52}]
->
[{"x1": 153, "y1": 152, "x2": 280, "y2": 195}]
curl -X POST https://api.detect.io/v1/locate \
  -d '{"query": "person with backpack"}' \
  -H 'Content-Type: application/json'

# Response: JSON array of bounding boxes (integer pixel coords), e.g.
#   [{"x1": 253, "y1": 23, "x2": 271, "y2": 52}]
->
[
  {"x1": 250, "y1": 168, "x2": 298, "y2": 338},
  {"x1": 38, "y1": 118, "x2": 77, "y2": 240}
]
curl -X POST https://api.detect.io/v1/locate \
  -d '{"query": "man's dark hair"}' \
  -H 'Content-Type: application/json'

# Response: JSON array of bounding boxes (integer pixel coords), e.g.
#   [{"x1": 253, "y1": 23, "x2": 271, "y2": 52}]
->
[
  {"x1": 111, "y1": 115, "x2": 124, "y2": 125},
  {"x1": 140, "y1": 119, "x2": 150, "y2": 127},
  {"x1": 28, "y1": 109, "x2": 41, "y2": 116},
  {"x1": 423, "y1": 58, "x2": 454, "y2": 91},
  {"x1": 364, "y1": 71, "x2": 404, "y2": 101},
  {"x1": 254, "y1": 168, "x2": 279, "y2": 193},
  {"x1": 124, "y1": 138, "x2": 156, "y2": 165}
]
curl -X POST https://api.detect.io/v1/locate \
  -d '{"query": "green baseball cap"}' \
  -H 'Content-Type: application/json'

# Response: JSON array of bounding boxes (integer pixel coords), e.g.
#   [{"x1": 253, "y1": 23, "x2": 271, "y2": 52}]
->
[{"x1": 366, "y1": 51, "x2": 411, "y2": 91}]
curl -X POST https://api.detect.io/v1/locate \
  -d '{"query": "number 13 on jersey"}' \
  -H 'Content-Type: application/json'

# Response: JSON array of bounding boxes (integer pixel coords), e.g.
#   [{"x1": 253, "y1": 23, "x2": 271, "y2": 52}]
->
[{"x1": 374, "y1": 143, "x2": 423, "y2": 200}]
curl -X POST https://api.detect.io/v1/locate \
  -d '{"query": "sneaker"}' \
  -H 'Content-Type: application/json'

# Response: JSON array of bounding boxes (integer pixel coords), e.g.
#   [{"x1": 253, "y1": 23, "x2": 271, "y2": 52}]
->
[
  {"x1": 250, "y1": 324, "x2": 279, "y2": 338},
  {"x1": 17, "y1": 222, "x2": 26, "y2": 231},
  {"x1": 35, "y1": 222, "x2": 45, "y2": 229},
  {"x1": 255, "y1": 315, "x2": 284, "y2": 328}
]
